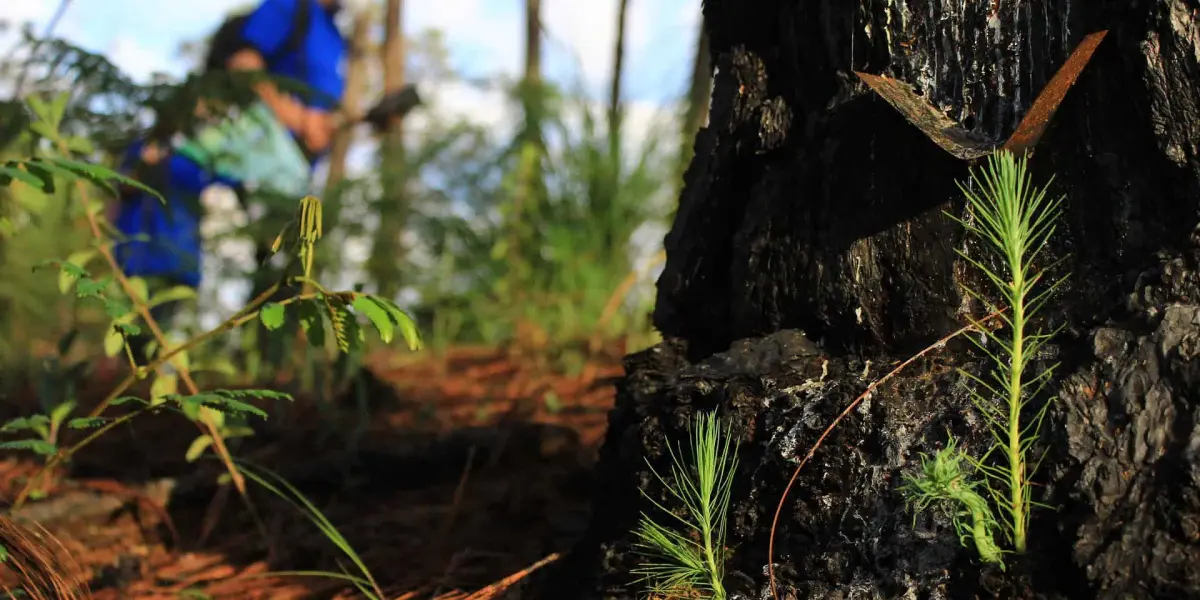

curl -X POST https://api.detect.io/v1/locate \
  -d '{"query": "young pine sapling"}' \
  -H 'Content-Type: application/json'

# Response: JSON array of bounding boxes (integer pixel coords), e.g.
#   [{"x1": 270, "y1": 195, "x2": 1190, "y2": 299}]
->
[
  {"x1": 902, "y1": 150, "x2": 1067, "y2": 568},
  {"x1": 632, "y1": 410, "x2": 739, "y2": 600}
]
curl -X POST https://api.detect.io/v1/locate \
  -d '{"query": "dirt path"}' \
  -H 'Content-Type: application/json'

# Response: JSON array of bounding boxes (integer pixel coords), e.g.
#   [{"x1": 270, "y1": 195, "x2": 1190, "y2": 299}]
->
[{"x1": 0, "y1": 347, "x2": 622, "y2": 598}]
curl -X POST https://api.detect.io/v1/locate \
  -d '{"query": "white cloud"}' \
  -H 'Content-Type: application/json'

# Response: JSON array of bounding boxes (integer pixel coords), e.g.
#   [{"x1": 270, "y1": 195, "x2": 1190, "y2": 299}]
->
[
  {"x1": 105, "y1": 36, "x2": 176, "y2": 82},
  {"x1": 541, "y1": 0, "x2": 655, "y2": 95},
  {"x1": 408, "y1": 0, "x2": 521, "y2": 77}
]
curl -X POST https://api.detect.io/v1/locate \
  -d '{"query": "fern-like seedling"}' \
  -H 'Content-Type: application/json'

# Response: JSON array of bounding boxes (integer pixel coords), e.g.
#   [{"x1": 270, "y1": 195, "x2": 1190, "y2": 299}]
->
[
  {"x1": 631, "y1": 410, "x2": 739, "y2": 600},
  {"x1": 901, "y1": 435, "x2": 1005, "y2": 569}
]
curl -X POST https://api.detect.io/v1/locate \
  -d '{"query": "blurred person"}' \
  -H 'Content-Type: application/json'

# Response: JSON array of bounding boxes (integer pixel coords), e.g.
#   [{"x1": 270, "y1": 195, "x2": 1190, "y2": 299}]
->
[{"x1": 113, "y1": 0, "x2": 350, "y2": 362}]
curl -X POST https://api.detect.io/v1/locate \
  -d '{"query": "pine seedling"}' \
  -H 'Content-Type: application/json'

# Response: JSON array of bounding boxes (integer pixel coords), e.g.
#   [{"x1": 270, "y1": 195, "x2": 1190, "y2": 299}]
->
[
  {"x1": 632, "y1": 410, "x2": 739, "y2": 600},
  {"x1": 904, "y1": 150, "x2": 1066, "y2": 562}
]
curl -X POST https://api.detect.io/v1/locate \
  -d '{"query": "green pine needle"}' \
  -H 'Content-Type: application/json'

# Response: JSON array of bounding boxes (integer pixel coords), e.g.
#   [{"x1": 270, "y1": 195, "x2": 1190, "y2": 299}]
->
[{"x1": 632, "y1": 410, "x2": 739, "y2": 600}]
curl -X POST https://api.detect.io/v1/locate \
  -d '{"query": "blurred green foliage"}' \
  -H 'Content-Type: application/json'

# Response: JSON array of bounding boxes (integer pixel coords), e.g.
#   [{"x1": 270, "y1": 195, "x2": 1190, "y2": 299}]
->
[{"x1": 0, "y1": 21, "x2": 672, "y2": 377}]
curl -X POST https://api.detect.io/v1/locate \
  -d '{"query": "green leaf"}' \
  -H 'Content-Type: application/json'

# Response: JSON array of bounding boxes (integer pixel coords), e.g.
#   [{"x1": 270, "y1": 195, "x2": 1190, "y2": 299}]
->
[
  {"x1": 104, "y1": 327, "x2": 126, "y2": 358},
  {"x1": 105, "y1": 317, "x2": 139, "y2": 358},
  {"x1": 543, "y1": 391, "x2": 562, "y2": 413},
  {"x1": 295, "y1": 300, "x2": 327, "y2": 349},
  {"x1": 173, "y1": 348, "x2": 191, "y2": 373},
  {"x1": 150, "y1": 372, "x2": 178, "y2": 406},
  {"x1": 178, "y1": 392, "x2": 269, "y2": 420},
  {"x1": 67, "y1": 417, "x2": 110, "y2": 429},
  {"x1": 28, "y1": 120, "x2": 59, "y2": 142},
  {"x1": 104, "y1": 296, "x2": 133, "y2": 319},
  {"x1": 76, "y1": 276, "x2": 110, "y2": 299},
  {"x1": 127, "y1": 277, "x2": 150, "y2": 305},
  {"x1": 44, "y1": 157, "x2": 164, "y2": 202},
  {"x1": 49, "y1": 401, "x2": 76, "y2": 428},
  {"x1": 223, "y1": 426, "x2": 256, "y2": 439},
  {"x1": 58, "y1": 252, "x2": 95, "y2": 294},
  {"x1": 0, "y1": 164, "x2": 45, "y2": 189},
  {"x1": 352, "y1": 295, "x2": 394, "y2": 344},
  {"x1": 185, "y1": 435, "x2": 213, "y2": 462},
  {"x1": 48, "y1": 92, "x2": 70, "y2": 126},
  {"x1": 25, "y1": 94, "x2": 49, "y2": 123},
  {"x1": 1, "y1": 417, "x2": 36, "y2": 433},
  {"x1": 148, "y1": 285, "x2": 197, "y2": 308},
  {"x1": 178, "y1": 395, "x2": 203, "y2": 421},
  {"x1": 110, "y1": 396, "x2": 148, "y2": 406},
  {"x1": 0, "y1": 439, "x2": 57, "y2": 456},
  {"x1": 216, "y1": 388, "x2": 293, "y2": 402},
  {"x1": 115, "y1": 322, "x2": 141, "y2": 336},
  {"x1": 373, "y1": 297, "x2": 423, "y2": 351},
  {"x1": 65, "y1": 135, "x2": 95, "y2": 155},
  {"x1": 260, "y1": 302, "x2": 286, "y2": 331}
]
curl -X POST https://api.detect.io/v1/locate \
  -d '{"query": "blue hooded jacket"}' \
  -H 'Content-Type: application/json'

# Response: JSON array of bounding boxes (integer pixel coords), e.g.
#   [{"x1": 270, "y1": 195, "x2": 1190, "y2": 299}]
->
[{"x1": 114, "y1": 0, "x2": 346, "y2": 287}]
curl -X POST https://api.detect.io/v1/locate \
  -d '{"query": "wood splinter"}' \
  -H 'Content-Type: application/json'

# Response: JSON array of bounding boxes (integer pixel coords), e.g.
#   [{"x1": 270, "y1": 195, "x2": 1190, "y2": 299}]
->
[{"x1": 854, "y1": 30, "x2": 1108, "y2": 161}]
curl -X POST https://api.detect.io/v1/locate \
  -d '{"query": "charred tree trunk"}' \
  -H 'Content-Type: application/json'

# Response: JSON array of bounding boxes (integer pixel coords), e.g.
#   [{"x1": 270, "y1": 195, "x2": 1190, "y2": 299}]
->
[{"x1": 541, "y1": 1, "x2": 1200, "y2": 599}]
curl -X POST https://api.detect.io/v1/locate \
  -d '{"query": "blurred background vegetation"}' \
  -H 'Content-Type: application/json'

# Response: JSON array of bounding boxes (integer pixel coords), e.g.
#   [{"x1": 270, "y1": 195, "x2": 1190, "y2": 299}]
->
[{"x1": 0, "y1": 0, "x2": 712, "y2": 384}]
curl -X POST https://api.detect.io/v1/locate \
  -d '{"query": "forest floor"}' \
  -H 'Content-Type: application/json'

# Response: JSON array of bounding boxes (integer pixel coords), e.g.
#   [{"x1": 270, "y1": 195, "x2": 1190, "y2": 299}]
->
[{"x1": 0, "y1": 346, "x2": 624, "y2": 599}]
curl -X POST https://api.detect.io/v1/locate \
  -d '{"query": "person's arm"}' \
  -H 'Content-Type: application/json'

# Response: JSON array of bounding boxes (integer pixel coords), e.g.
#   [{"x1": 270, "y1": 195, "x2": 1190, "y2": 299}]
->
[
  {"x1": 229, "y1": 0, "x2": 337, "y2": 155},
  {"x1": 225, "y1": 48, "x2": 309, "y2": 137}
]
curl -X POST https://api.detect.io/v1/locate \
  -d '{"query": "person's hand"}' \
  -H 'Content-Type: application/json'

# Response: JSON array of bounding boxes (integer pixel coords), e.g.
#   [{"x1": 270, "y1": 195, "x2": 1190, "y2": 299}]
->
[{"x1": 299, "y1": 109, "x2": 335, "y2": 156}]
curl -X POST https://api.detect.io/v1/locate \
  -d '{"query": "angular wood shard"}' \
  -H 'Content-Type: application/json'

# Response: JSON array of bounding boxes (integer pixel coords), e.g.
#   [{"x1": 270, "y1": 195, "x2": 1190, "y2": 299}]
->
[
  {"x1": 855, "y1": 71, "x2": 999, "y2": 161},
  {"x1": 854, "y1": 30, "x2": 1108, "y2": 161},
  {"x1": 1003, "y1": 30, "x2": 1108, "y2": 157}
]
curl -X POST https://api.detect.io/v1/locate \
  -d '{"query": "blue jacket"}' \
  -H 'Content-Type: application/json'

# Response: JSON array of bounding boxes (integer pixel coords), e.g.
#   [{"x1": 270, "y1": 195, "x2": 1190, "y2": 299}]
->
[{"x1": 115, "y1": 0, "x2": 347, "y2": 287}]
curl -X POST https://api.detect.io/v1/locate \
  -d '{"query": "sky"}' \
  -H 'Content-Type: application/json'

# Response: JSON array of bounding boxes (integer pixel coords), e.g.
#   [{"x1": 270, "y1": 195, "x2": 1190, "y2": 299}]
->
[{"x1": 0, "y1": 0, "x2": 701, "y2": 106}]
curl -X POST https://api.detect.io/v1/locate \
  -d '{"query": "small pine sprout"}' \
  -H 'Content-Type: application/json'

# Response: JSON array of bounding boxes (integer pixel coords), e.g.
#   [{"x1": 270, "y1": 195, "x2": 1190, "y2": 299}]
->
[{"x1": 631, "y1": 410, "x2": 739, "y2": 600}]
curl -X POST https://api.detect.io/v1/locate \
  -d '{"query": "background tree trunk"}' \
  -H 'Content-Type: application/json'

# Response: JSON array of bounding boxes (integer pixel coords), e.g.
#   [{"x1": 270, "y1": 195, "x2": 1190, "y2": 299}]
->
[
  {"x1": 499, "y1": 0, "x2": 545, "y2": 308},
  {"x1": 608, "y1": 0, "x2": 630, "y2": 158},
  {"x1": 323, "y1": 9, "x2": 372, "y2": 193},
  {"x1": 367, "y1": 0, "x2": 408, "y2": 300},
  {"x1": 524, "y1": 0, "x2": 542, "y2": 82},
  {"x1": 540, "y1": 0, "x2": 1200, "y2": 598}
]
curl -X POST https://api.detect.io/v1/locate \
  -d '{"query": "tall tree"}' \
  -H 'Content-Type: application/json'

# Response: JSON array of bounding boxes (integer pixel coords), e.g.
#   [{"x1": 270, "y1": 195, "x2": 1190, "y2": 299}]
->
[
  {"x1": 542, "y1": 0, "x2": 1200, "y2": 598},
  {"x1": 367, "y1": 0, "x2": 408, "y2": 300},
  {"x1": 498, "y1": 0, "x2": 545, "y2": 305},
  {"x1": 675, "y1": 23, "x2": 709, "y2": 199},
  {"x1": 524, "y1": 0, "x2": 542, "y2": 83},
  {"x1": 607, "y1": 0, "x2": 630, "y2": 159},
  {"x1": 323, "y1": 8, "x2": 372, "y2": 192}
]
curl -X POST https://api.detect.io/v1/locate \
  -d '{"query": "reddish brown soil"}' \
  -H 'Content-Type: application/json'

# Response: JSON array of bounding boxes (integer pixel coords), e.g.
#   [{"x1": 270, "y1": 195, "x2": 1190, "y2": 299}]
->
[{"x1": 0, "y1": 346, "x2": 622, "y2": 599}]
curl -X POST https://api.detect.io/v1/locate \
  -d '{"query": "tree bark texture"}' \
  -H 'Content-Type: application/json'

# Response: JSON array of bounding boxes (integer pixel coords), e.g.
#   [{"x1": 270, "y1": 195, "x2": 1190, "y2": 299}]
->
[
  {"x1": 609, "y1": 0, "x2": 630, "y2": 150},
  {"x1": 526, "y1": 0, "x2": 543, "y2": 82},
  {"x1": 540, "y1": 0, "x2": 1200, "y2": 598}
]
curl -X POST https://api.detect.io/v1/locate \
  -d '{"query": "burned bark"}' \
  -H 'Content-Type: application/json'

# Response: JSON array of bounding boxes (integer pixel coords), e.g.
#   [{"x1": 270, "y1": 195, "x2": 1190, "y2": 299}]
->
[{"x1": 540, "y1": 0, "x2": 1200, "y2": 599}]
